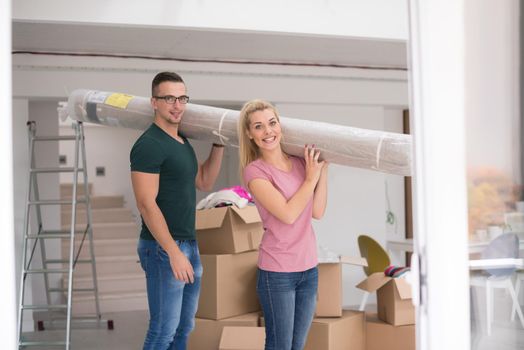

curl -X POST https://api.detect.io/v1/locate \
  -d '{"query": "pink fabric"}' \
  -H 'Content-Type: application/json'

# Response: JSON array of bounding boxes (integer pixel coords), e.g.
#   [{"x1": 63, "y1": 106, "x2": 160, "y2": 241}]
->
[
  {"x1": 222, "y1": 185, "x2": 253, "y2": 202},
  {"x1": 243, "y1": 156, "x2": 318, "y2": 272}
]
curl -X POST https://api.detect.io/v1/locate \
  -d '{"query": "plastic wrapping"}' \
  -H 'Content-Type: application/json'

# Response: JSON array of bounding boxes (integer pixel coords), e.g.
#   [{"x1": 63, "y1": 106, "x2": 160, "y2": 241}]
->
[{"x1": 58, "y1": 89, "x2": 412, "y2": 176}]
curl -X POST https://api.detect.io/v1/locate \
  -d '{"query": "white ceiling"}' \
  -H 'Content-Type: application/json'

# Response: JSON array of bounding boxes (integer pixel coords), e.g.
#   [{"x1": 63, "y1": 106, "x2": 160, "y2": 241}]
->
[{"x1": 12, "y1": 21, "x2": 407, "y2": 70}]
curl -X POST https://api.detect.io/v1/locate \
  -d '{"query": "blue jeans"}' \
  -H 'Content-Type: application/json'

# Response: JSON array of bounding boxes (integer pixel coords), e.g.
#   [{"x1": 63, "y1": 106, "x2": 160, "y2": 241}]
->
[
  {"x1": 257, "y1": 266, "x2": 318, "y2": 350},
  {"x1": 137, "y1": 239, "x2": 203, "y2": 350}
]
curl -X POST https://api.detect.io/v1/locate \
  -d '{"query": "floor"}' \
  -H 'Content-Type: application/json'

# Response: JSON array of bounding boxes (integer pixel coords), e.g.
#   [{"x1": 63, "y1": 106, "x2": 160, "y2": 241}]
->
[
  {"x1": 473, "y1": 326, "x2": 524, "y2": 350},
  {"x1": 20, "y1": 310, "x2": 148, "y2": 350},
  {"x1": 20, "y1": 298, "x2": 524, "y2": 350},
  {"x1": 471, "y1": 284, "x2": 524, "y2": 350}
]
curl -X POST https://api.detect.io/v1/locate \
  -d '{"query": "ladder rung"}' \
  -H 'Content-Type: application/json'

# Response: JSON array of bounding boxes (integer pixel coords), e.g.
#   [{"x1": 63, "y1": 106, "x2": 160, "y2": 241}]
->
[
  {"x1": 30, "y1": 167, "x2": 84, "y2": 173},
  {"x1": 42, "y1": 229, "x2": 87, "y2": 235},
  {"x1": 22, "y1": 304, "x2": 67, "y2": 310},
  {"x1": 19, "y1": 341, "x2": 68, "y2": 347},
  {"x1": 26, "y1": 233, "x2": 70, "y2": 239},
  {"x1": 48, "y1": 287, "x2": 96, "y2": 293},
  {"x1": 45, "y1": 259, "x2": 93, "y2": 264},
  {"x1": 67, "y1": 199, "x2": 89, "y2": 204},
  {"x1": 26, "y1": 229, "x2": 87, "y2": 239},
  {"x1": 29, "y1": 199, "x2": 87, "y2": 205},
  {"x1": 25, "y1": 268, "x2": 69, "y2": 274},
  {"x1": 33, "y1": 135, "x2": 77, "y2": 141}
]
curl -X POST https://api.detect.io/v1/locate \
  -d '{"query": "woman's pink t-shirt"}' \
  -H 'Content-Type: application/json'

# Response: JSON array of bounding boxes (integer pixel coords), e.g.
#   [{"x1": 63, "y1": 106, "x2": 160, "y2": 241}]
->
[{"x1": 243, "y1": 156, "x2": 318, "y2": 272}]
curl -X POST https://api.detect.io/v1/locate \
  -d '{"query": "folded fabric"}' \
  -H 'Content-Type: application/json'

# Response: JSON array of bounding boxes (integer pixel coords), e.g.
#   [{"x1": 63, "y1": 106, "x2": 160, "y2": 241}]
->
[
  {"x1": 222, "y1": 185, "x2": 253, "y2": 202},
  {"x1": 384, "y1": 265, "x2": 411, "y2": 278},
  {"x1": 196, "y1": 188, "x2": 250, "y2": 210}
]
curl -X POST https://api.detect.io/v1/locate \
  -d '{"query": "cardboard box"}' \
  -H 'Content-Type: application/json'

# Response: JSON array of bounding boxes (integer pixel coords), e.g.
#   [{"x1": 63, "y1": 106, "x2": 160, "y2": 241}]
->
[
  {"x1": 197, "y1": 251, "x2": 260, "y2": 320},
  {"x1": 305, "y1": 310, "x2": 365, "y2": 350},
  {"x1": 188, "y1": 312, "x2": 260, "y2": 350},
  {"x1": 196, "y1": 206, "x2": 264, "y2": 254},
  {"x1": 260, "y1": 310, "x2": 365, "y2": 350},
  {"x1": 366, "y1": 313, "x2": 415, "y2": 350},
  {"x1": 356, "y1": 272, "x2": 414, "y2": 326},
  {"x1": 316, "y1": 256, "x2": 367, "y2": 317},
  {"x1": 316, "y1": 262, "x2": 342, "y2": 317},
  {"x1": 219, "y1": 326, "x2": 265, "y2": 350}
]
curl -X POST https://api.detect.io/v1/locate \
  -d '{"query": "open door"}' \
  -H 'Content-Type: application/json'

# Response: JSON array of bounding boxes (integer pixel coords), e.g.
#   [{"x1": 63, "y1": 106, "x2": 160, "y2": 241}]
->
[{"x1": 408, "y1": 1, "x2": 522, "y2": 349}]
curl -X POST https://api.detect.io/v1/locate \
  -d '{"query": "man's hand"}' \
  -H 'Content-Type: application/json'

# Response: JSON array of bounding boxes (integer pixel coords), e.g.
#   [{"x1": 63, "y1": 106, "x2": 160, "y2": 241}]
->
[{"x1": 168, "y1": 249, "x2": 195, "y2": 283}]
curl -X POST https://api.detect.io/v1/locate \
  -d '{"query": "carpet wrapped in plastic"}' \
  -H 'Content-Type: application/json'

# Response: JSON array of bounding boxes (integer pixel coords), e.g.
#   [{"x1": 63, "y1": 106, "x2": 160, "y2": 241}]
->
[{"x1": 58, "y1": 89, "x2": 412, "y2": 176}]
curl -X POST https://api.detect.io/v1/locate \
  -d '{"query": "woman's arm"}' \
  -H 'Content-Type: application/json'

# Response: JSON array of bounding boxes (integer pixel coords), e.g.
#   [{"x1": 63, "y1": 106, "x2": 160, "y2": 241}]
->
[
  {"x1": 248, "y1": 146, "x2": 324, "y2": 225},
  {"x1": 312, "y1": 163, "x2": 329, "y2": 219}
]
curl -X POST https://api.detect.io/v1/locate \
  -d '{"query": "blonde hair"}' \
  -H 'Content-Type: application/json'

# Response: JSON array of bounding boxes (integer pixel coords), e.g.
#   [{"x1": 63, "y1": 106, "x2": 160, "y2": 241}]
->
[{"x1": 237, "y1": 99, "x2": 281, "y2": 178}]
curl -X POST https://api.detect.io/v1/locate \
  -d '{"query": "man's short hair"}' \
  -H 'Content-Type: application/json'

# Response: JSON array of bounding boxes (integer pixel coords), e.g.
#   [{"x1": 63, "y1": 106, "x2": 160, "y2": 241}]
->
[{"x1": 151, "y1": 72, "x2": 185, "y2": 96}]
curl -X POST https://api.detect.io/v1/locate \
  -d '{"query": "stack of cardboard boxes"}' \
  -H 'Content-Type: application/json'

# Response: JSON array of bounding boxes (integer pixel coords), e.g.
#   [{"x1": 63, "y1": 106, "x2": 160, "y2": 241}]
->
[
  {"x1": 188, "y1": 203, "x2": 415, "y2": 349},
  {"x1": 188, "y1": 205, "x2": 264, "y2": 350},
  {"x1": 357, "y1": 272, "x2": 416, "y2": 350},
  {"x1": 253, "y1": 259, "x2": 417, "y2": 350}
]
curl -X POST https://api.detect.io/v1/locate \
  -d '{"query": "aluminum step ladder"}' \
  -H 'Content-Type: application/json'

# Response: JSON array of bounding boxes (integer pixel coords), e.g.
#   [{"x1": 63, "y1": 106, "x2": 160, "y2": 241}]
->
[{"x1": 17, "y1": 121, "x2": 112, "y2": 349}]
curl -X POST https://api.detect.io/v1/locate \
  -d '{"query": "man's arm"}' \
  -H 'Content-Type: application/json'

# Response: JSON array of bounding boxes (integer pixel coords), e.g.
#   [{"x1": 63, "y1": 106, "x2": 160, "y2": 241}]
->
[
  {"x1": 195, "y1": 144, "x2": 224, "y2": 191},
  {"x1": 131, "y1": 171, "x2": 194, "y2": 283}
]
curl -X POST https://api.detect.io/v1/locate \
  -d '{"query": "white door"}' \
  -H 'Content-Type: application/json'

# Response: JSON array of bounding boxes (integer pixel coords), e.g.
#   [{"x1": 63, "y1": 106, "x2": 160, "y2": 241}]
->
[
  {"x1": 408, "y1": 1, "x2": 523, "y2": 349},
  {"x1": 0, "y1": 0, "x2": 17, "y2": 347}
]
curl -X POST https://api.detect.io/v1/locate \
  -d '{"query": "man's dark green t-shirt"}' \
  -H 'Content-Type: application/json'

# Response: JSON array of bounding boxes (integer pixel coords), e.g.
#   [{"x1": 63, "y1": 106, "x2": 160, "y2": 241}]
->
[{"x1": 130, "y1": 123, "x2": 198, "y2": 241}]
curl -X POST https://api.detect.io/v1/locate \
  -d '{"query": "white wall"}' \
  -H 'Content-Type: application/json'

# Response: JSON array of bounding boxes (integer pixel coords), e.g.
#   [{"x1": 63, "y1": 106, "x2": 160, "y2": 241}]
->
[
  {"x1": 2, "y1": 0, "x2": 16, "y2": 345},
  {"x1": 384, "y1": 108, "x2": 408, "y2": 241},
  {"x1": 13, "y1": 0, "x2": 408, "y2": 40},
  {"x1": 465, "y1": 0, "x2": 520, "y2": 182},
  {"x1": 13, "y1": 54, "x2": 408, "y2": 107},
  {"x1": 28, "y1": 101, "x2": 62, "y2": 304},
  {"x1": 12, "y1": 99, "x2": 32, "y2": 331},
  {"x1": 12, "y1": 99, "x2": 61, "y2": 331}
]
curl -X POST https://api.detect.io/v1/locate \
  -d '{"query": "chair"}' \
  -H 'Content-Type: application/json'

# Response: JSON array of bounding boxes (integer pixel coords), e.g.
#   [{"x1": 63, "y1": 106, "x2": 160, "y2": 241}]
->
[
  {"x1": 470, "y1": 233, "x2": 524, "y2": 336},
  {"x1": 357, "y1": 235, "x2": 391, "y2": 311},
  {"x1": 511, "y1": 271, "x2": 524, "y2": 322}
]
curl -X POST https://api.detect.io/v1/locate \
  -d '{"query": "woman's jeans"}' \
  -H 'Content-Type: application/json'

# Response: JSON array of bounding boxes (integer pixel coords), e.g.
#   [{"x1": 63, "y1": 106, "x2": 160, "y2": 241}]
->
[
  {"x1": 257, "y1": 266, "x2": 318, "y2": 350},
  {"x1": 137, "y1": 239, "x2": 203, "y2": 350}
]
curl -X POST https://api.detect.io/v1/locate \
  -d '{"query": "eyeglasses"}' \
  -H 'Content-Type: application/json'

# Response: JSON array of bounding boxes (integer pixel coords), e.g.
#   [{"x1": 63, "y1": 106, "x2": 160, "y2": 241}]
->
[{"x1": 153, "y1": 95, "x2": 190, "y2": 104}]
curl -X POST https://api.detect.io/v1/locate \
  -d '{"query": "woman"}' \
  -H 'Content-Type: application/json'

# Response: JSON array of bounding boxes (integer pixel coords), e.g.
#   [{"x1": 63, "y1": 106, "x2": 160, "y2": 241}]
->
[{"x1": 237, "y1": 99, "x2": 328, "y2": 350}]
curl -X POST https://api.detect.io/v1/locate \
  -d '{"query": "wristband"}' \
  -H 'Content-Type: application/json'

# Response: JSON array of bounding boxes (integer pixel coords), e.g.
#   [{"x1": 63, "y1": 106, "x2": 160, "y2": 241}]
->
[{"x1": 212, "y1": 143, "x2": 225, "y2": 148}]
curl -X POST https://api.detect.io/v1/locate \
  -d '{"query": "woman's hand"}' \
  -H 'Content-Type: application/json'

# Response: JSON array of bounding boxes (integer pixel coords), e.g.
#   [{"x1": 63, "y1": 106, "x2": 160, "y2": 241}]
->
[{"x1": 304, "y1": 144, "x2": 325, "y2": 185}]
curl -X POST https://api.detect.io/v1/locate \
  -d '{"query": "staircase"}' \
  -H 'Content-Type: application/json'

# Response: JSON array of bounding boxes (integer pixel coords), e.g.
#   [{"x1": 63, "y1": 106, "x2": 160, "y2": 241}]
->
[{"x1": 60, "y1": 183, "x2": 147, "y2": 314}]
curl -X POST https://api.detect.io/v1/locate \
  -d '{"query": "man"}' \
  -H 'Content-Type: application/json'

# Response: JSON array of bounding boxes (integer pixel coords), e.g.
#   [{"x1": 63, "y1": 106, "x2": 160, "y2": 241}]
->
[{"x1": 130, "y1": 72, "x2": 224, "y2": 349}]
